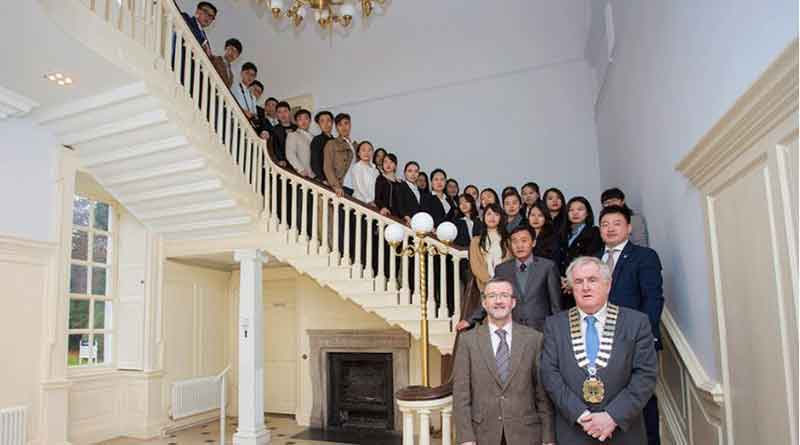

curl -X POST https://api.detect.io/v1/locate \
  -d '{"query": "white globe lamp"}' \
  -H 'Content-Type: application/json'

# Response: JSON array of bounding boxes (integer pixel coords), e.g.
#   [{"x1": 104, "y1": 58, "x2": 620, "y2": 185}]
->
[
  {"x1": 436, "y1": 221, "x2": 458, "y2": 244},
  {"x1": 410, "y1": 212, "x2": 434, "y2": 235}
]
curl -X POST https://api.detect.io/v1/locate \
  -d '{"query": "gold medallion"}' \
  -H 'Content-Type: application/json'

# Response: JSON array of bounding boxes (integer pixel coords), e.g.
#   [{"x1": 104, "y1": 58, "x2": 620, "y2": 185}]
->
[{"x1": 582, "y1": 376, "x2": 605, "y2": 403}]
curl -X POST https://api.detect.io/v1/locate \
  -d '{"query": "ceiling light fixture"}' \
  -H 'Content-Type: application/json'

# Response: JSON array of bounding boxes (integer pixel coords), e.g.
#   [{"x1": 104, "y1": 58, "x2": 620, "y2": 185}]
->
[
  {"x1": 268, "y1": 0, "x2": 384, "y2": 30},
  {"x1": 44, "y1": 72, "x2": 74, "y2": 86}
]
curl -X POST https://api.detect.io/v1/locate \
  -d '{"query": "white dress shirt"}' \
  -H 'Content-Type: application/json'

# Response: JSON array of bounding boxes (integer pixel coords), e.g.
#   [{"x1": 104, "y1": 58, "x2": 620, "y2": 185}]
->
[
  {"x1": 232, "y1": 82, "x2": 257, "y2": 115},
  {"x1": 346, "y1": 161, "x2": 380, "y2": 203},
  {"x1": 488, "y1": 319, "x2": 513, "y2": 354},
  {"x1": 577, "y1": 303, "x2": 608, "y2": 343},
  {"x1": 405, "y1": 179, "x2": 421, "y2": 203},
  {"x1": 285, "y1": 128, "x2": 314, "y2": 175},
  {"x1": 601, "y1": 239, "x2": 628, "y2": 273},
  {"x1": 436, "y1": 193, "x2": 451, "y2": 214}
]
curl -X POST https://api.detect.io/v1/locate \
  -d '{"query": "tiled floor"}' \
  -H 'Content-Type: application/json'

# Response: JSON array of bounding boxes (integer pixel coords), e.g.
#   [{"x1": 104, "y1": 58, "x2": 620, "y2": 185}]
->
[{"x1": 98, "y1": 415, "x2": 422, "y2": 445}]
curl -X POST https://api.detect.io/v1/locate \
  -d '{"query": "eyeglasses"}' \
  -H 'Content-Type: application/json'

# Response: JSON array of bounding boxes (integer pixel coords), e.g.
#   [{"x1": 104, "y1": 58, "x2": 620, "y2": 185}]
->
[{"x1": 484, "y1": 292, "x2": 513, "y2": 300}]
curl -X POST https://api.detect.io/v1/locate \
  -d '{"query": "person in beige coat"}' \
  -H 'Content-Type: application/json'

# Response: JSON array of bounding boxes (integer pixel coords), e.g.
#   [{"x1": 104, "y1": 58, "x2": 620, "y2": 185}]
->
[
  {"x1": 285, "y1": 109, "x2": 314, "y2": 177},
  {"x1": 454, "y1": 278, "x2": 555, "y2": 445},
  {"x1": 323, "y1": 113, "x2": 355, "y2": 196}
]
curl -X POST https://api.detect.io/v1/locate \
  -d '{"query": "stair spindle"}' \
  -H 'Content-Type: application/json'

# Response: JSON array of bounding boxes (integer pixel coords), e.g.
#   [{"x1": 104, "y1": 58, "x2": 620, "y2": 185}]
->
[
  {"x1": 310, "y1": 190, "x2": 319, "y2": 253},
  {"x1": 342, "y1": 204, "x2": 352, "y2": 267},
  {"x1": 320, "y1": 194, "x2": 330, "y2": 256},
  {"x1": 364, "y1": 216, "x2": 374, "y2": 280}
]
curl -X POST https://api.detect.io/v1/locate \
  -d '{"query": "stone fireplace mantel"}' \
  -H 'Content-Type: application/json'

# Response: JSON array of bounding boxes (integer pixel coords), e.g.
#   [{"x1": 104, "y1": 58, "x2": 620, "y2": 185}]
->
[{"x1": 308, "y1": 329, "x2": 410, "y2": 431}]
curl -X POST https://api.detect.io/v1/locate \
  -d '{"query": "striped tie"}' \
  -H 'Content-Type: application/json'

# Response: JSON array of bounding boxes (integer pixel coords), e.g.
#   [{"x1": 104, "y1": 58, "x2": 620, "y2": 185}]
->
[{"x1": 495, "y1": 329, "x2": 510, "y2": 384}]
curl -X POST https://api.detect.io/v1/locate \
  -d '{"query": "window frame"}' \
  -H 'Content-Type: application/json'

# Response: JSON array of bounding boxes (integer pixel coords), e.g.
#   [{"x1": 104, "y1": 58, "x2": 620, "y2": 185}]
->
[{"x1": 67, "y1": 193, "x2": 119, "y2": 371}]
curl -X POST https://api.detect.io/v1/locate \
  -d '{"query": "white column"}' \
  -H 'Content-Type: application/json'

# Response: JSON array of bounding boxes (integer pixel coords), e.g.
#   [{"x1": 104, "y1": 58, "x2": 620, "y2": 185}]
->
[{"x1": 233, "y1": 249, "x2": 270, "y2": 445}]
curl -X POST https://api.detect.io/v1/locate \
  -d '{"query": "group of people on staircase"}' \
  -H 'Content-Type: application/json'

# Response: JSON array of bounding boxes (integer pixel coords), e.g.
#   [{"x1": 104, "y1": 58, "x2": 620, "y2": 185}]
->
[{"x1": 177, "y1": 2, "x2": 665, "y2": 444}]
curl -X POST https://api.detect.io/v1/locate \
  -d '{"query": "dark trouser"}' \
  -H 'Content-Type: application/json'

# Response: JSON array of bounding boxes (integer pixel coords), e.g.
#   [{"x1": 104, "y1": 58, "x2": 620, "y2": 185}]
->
[
  {"x1": 645, "y1": 394, "x2": 660, "y2": 445},
  {"x1": 500, "y1": 430, "x2": 507, "y2": 445}
]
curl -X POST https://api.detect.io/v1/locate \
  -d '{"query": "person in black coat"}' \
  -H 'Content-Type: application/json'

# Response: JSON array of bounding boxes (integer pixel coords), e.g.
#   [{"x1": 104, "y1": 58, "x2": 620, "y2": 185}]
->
[
  {"x1": 559, "y1": 196, "x2": 603, "y2": 307},
  {"x1": 453, "y1": 193, "x2": 484, "y2": 248},
  {"x1": 526, "y1": 200, "x2": 560, "y2": 264},
  {"x1": 374, "y1": 153, "x2": 401, "y2": 216},
  {"x1": 396, "y1": 161, "x2": 423, "y2": 224},
  {"x1": 420, "y1": 169, "x2": 456, "y2": 227},
  {"x1": 309, "y1": 111, "x2": 334, "y2": 181},
  {"x1": 543, "y1": 187, "x2": 568, "y2": 237}
]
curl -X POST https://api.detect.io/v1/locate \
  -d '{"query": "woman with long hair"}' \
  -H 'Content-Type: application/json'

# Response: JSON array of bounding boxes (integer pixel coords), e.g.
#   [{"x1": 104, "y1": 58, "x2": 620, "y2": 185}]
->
[
  {"x1": 503, "y1": 189, "x2": 524, "y2": 232},
  {"x1": 543, "y1": 187, "x2": 568, "y2": 236},
  {"x1": 520, "y1": 181, "x2": 541, "y2": 217},
  {"x1": 464, "y1": 184, "x2": 480, "y2": 205},
  {"x1": 468, "y1": 202, "x2": 510, "y2": 292},
  {"x1": 372, "y1": 147, "x2": 387, "y2": 173},
  {"x1": 374, "y1": 153, "x2": 400, "y2": 216},
  {"x1": 416, "y1": 171, "x2": 431, "y2": 195},
  {"x1": 445, "y1": 178, "x2": 460, "y2": 207},
  {"x1": 454, "y1": 193, "x2": 484, "y2": 248},
  {"x1": 527, "y1": 200, "x2": 559, "y2": 262}
]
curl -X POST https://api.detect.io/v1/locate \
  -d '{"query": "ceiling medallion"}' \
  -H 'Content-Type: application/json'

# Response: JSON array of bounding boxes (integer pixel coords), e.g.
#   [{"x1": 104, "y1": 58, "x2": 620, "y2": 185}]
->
[{"x1": 268, "y1": 0, "x2": 384, "y2": 29}]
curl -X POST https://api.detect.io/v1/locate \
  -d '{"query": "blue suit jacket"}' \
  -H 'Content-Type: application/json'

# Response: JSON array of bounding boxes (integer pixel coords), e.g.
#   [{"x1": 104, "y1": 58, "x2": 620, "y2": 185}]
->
[{"x1": 597, "y1": 241, "x2": 664, "y2": 349}]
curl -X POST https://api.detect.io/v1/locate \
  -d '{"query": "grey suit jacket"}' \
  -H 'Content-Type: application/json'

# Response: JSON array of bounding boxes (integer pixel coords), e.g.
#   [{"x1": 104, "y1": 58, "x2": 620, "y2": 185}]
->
[
  {"x1": 467, "y1": 256, "x2": 562, "y2": 332},
  {"x1": 539, "y1": 306, "x2": 657, "y2": 445},
  {"x1": 454, "y1": 322, "x2": 555, "y2": 445}
]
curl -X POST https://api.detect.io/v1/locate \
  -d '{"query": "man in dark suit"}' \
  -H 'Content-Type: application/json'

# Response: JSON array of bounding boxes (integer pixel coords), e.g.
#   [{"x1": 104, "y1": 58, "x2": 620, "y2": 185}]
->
[
  {"x1": 460, "y1": 226, "x2": 562, "y2": 332},
  {"x1": 540, "y1": 256, "x2": 657, "y2": 444},
  {"x1": 454, "y1": 278, "x2": 555, "y2": 445},
  {"x1": 596, "y1": 204, "x2": 664, "y2": 445},
  {"x1": 172, "y1": 2, "x2": 216, "y2": 88},
  {"x1": 310, "y1": 111, "x2": 334, "y2": 181}
]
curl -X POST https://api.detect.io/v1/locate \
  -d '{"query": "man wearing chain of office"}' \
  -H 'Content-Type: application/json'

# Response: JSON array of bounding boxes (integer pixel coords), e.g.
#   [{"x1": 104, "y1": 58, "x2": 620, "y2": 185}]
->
[{"x1": 539, "y1": 256, "x2": 657, "y2": 444}]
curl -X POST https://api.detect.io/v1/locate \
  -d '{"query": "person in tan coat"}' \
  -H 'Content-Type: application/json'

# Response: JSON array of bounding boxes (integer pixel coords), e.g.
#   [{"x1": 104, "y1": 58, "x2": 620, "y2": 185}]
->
[
  {"x1": 467, "y1": 202, "x2": 511, "y2": 292},
  {"x1": 454, "y1": 278, "x2": 555, "y2": 445},
  {"x1": 323, "y1": 113, "x2": 355, "y2": 196},
  {"x1": 210, "y1": 38, "x2": 241, "y2": 88}
]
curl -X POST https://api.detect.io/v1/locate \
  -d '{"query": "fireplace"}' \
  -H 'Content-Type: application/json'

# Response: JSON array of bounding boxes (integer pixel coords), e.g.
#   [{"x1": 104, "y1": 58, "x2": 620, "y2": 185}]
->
[
  {"x1": 327, "y1": 352, "x2": 394, "y2": 430},
  {"x1": 307, "y1": 329, "x2": 410, "y2": 432}
]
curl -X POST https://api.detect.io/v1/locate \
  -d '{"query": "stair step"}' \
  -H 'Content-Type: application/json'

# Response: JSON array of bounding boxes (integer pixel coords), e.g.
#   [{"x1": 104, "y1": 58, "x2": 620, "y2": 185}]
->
[
  {"x1": 61, "y1": 110, "x2": 169, "y2": 145},
  {"x1": 325, "y1": 278, "x2": 374, "y2": 294},
  {"x1": 151, "y1": 215, "x2": 254, "y2": 233},
  {"x1": 347, "y1": 291, "x2": 399, "y2": 307},
  {"x1": 394, "y1": 319, "x2": 454, "y2": 335},
  {"x1": 118, "y1": 179, "x2": 222, "y2": 204},
  {"x1": 75, "y1": 121, "x2": 183, "y2": 156},
  {"x1": 137, "y1": 199, "x2": 240, "y2": 220},
  {"x1": 105, "y1": 158, "x2": 207, "y2": 185},
  {"x1": 82, "y1": 136, "x2": 191, "y2": 168},
  {"x1": 44, "y1": 93, "x2": 160, "y2": 136}
]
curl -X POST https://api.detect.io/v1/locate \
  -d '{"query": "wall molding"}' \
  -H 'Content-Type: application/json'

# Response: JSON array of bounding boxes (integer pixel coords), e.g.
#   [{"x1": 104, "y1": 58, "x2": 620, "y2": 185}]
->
[
  {"x1": 676, "y1": 39, "x2": 799, "y2": 189},
  {"x1": 662, "y1": 309, "x2": 724, "y2": 408},
  {"x1": 0, "y1": 234, "x2": 57, "y2": 264},
  {"x1": 0, "y1": 84, "x2": 39, "y2": 119}
]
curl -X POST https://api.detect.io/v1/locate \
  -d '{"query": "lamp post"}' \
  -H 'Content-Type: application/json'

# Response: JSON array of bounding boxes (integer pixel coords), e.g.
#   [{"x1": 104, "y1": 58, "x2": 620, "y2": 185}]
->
[{"x1": 384, "y1": 213, "x2": 458, "y2": 387}]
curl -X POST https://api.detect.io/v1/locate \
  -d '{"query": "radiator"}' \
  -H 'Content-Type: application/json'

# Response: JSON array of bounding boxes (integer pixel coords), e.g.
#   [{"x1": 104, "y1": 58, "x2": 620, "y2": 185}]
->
[
  {"x1": 170, "y1": 376, "x2": 221, "y2": 420},
  {"x1": 0, "y1": 406, "x2": 26, "y2": 445}
]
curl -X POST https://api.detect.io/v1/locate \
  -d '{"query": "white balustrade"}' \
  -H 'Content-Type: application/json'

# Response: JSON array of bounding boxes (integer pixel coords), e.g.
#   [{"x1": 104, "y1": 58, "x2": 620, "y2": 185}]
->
[{"x1": 397, "y1": 396, "x2": 454, "y2": 445}]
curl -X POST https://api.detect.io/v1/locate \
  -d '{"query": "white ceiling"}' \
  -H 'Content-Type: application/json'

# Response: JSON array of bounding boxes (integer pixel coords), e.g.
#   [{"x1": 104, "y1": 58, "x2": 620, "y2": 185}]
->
[{"x1": 0, "y1": 0, "x2": 135, "y2": 111}]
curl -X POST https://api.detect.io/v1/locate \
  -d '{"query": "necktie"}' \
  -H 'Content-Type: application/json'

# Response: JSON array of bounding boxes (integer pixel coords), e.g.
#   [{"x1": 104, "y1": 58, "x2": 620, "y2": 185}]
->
[
  {"x1": 606, "y1": 248, "x2": 618, "y2": 272},
  {"x1": 495, "y1": 329, "x2": 510, "y2": 384},
  {"x1": 519, "y1": 263, "x2": 527, "y2": 272},
  {"x1": 585, "y1": 316, "x2": 599, "y2": 366}
]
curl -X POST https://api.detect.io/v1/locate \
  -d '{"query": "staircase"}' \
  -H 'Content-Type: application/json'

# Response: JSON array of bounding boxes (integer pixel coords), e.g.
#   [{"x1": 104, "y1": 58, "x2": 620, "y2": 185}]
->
[{"x1": 37, "y1": 0, "x2": 466, "y2": 354}]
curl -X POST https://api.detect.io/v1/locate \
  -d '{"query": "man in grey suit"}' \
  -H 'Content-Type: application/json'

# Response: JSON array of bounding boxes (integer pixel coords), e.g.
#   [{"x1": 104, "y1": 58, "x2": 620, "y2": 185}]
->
[
  {"x1": 458, "y1": 225, "x2": 562, "y2": 333},
  {"x1": 540, "y1": 256, "x2": 657, "y2": 444},
  {"x1": 454, "y1": 278, "x2": 555, "y2": 445}
]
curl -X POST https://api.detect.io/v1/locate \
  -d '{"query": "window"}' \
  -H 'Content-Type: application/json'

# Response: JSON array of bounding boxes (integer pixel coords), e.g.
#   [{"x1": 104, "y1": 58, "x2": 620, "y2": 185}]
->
[{"x1": 67, "y1": 195, "x2": 116, "y2": 367}]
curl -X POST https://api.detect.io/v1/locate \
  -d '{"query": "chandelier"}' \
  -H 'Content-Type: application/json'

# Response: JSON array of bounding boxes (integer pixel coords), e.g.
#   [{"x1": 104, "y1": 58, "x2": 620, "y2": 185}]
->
[{"x1": 268, "y1": 0, "x2": 385, "y2": 29}]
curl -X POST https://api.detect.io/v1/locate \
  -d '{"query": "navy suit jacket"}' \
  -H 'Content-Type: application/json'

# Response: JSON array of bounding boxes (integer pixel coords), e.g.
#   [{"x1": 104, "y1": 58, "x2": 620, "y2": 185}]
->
[
  {"x1": 181, "y1": 12, "x2": 208, "y2": 47},
  {"x1": 597, "y1": 241, "x2": 665, "y2": 349}
]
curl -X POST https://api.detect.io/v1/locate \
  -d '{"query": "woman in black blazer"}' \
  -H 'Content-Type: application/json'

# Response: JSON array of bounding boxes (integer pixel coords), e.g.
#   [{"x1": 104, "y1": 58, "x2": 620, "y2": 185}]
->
[
  {"x1": 453, "y1": 193, "x2": 484, "y2": 248},
  {"x1": 374, "y1": 153, "x2": 400, "y2": 217},
  {"x1": 558, "y1": 196, "x2": 603, "y2": 307},
  {"x1": 527, "y1": 200, "x2": 560, "y2": 264},
  {"x1": 420, "y1": 169, "x2": 456, "y2": 227},
  {"x1": 544, "y1": 187, "x2": 568, "y2": 237}
]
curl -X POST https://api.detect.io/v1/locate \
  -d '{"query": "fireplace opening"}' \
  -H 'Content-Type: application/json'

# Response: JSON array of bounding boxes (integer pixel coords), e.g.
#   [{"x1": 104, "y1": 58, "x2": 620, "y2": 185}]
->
[{"x1": 327, "y1": 352, "x2": 394, "y2": 431}]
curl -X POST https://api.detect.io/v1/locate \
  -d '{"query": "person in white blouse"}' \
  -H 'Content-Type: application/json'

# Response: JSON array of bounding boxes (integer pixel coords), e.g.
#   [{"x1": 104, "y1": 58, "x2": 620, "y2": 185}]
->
[
  {"x1": 285, "y1": 109, "x2": 314, "y2": 177},
  {"x1": 344, "y1": 141, "x2": 380, "y2": 204}
]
